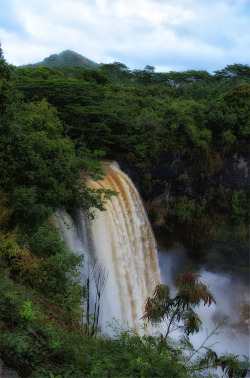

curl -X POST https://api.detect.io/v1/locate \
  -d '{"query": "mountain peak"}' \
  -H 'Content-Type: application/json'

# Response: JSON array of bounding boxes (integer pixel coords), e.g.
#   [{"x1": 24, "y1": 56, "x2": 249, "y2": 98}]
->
[{"x1": 20, "y1": 50, "x2": 99, "y2": 69}]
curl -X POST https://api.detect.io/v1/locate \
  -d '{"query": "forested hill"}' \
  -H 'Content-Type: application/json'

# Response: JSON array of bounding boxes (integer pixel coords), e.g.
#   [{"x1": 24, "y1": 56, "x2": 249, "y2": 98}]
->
[{"x1": 19, "y1": 50, "x2": 99, "y2": 69}]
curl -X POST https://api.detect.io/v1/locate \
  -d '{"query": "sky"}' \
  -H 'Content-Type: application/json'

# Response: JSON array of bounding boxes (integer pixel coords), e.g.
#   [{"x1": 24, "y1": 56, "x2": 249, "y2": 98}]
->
[{"x1": 1, "y1": 0, "x2": 250, "y2": 73}]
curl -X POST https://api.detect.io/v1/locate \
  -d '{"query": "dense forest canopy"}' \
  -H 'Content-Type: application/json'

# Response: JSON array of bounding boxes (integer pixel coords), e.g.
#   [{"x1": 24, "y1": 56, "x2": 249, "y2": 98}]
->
[
  {"x1": 0, "y1": 46, "x2": 249, "y2": 377},
  {"x1": 12, "y1": 57, "x2": 250, "y2": 160}
]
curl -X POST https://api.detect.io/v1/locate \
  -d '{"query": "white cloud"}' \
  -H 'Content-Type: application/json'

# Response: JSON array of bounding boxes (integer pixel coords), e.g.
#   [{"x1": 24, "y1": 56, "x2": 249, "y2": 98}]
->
[{"x1": 1, "y1": 0, "x2": 249, "y2": 71}]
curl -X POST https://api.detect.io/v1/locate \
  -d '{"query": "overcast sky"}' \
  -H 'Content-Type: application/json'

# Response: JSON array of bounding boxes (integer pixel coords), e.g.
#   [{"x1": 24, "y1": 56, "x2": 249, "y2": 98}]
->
[{"x1": 1, "y1": 0, "x2": 250, "y2": 72}]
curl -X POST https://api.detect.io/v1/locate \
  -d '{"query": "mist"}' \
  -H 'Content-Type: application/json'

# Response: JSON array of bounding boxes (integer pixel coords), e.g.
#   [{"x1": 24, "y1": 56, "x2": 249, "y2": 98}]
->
[{"x1": 158, "y1": 247, "x2": 250, "y2": 359}]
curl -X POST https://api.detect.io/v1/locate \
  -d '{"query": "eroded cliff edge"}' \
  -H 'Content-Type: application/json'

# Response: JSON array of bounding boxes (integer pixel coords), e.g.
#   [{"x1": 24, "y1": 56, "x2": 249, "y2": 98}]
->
[{"x1": 119, "y1": 146, "x2": 250, "y2": 278}]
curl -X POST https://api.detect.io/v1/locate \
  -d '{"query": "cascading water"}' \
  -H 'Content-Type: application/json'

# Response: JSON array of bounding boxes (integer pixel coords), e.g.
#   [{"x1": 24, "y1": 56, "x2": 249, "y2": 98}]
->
[
  {"x1": 56, "y1": 161, "x2": 161, "y2": 331},
  {"x1": 87, "y1": 162, "x2": 161, "y2": 329}
]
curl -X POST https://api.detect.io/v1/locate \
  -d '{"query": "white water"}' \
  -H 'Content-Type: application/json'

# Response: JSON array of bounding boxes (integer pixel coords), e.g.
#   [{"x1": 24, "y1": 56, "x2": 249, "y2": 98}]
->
[{"x1": 55, "y1": 162, "x2": 161, "y2": 332}]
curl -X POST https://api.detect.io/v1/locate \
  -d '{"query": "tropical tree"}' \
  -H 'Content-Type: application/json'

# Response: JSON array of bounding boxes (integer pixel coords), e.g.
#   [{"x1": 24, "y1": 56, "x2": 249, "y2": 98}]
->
[
  {"x1": 223, "y1": 83, "x2": 250, "y2": 138},
  {"x1": 142, "y1": 270, "x2": 250, "y2": 377},
  {"x1": 142, "y1": 270, "x2": 216, "y2": 342},
  {"x1": 0, "y1": 44, "x2": 14, "y2": 114}
]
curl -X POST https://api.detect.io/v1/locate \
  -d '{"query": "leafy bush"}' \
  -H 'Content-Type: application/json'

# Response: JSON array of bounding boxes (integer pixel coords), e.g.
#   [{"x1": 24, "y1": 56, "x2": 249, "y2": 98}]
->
[
  {"x1": 0, "y1": 230, "x2": 38, "y2": 282},
  {"x1": 26, "y1": 222, "x2": 71, "y2": 258},
  {"x1": 20, "y1": 301, "x2": 37, "y2": 322},
  {"x1": 231, "y1": 190, "x2": 248, "y2": 225},
  {"x1": 173, "y1": 197, "x2": 202, "y2": 223}
]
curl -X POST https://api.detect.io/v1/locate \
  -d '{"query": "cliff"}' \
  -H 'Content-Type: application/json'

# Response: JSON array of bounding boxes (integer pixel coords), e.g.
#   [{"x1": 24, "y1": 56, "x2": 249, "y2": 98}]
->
[{"x1": 119, "y1": 146, "x2": 249, "y2": 276}]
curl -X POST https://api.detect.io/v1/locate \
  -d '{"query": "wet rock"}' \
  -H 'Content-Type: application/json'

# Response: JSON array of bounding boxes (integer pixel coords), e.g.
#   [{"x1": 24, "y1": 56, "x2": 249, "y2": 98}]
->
[
  {"x1": 0, "y1": 360, "x2": 19, "y2": 378},
  {"x1": 119, "y1": 148, "x2": 250, "y2": 201}
]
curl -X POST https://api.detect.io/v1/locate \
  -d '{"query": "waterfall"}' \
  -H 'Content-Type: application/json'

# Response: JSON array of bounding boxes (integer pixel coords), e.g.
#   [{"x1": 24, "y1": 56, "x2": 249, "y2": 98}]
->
[{"x1": 56, "y1": 162, "x2": 161, "y2": 331}]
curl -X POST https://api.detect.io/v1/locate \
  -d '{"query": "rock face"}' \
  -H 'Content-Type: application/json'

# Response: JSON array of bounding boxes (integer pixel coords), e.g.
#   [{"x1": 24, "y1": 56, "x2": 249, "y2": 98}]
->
[
  {"x1": 119, "y1": 149, "x2": 250, "y2": 202},
  {"x1": 0, "y1": 360, "x2": 19, "y2": 378},
  {"x1": 119, "y1": 147, "x2": 249, "y2": 267}
]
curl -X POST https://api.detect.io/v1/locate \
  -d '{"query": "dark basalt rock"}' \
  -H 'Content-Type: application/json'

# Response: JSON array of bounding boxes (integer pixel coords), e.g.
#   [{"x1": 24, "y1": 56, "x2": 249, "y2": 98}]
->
[{"x1": 118, "y1": 149, "x2": 250, "y2": 202}]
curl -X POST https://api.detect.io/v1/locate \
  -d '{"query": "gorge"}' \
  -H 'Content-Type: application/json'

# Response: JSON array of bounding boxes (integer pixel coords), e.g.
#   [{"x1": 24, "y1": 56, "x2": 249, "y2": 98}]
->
[{"x1": 56, "y1": 162, "x2": 249, "y2": 362}]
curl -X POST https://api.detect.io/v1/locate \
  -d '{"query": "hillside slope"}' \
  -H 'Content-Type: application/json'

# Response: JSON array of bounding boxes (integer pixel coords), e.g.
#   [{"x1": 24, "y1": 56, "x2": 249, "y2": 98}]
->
[{"x1": 19, "y1": 50, "x2": 99, "y2": 69}]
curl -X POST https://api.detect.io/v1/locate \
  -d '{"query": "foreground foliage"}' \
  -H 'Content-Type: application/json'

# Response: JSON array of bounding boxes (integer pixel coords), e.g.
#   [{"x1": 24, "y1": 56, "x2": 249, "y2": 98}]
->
[{"x1": 0, "y1": 258, "x2": 249, "y2": 377}]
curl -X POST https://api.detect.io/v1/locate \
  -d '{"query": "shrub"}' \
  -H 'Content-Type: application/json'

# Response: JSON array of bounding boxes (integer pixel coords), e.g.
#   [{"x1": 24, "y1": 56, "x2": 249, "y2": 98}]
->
[{"x1": 174, "y1": 196, "x2": 202, "y2": 223}]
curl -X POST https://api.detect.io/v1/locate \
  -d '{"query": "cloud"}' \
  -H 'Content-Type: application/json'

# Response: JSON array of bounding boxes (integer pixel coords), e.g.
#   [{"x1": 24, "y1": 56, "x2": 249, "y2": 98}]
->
[
  {"x1": 0, "y1": 1, "x2": 27, "y2": 37},
  {"x1": 1, "y1": 0, "x2": 249, "y2": 71}
]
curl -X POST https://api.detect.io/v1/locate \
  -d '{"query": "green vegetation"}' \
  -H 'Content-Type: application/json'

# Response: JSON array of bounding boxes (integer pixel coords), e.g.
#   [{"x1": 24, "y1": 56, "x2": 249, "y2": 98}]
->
[
  {"x1": 20, "y1": 50, "x2": 99, "y2": 70},
  {"x1": 0, "y1": 46, "x2": 249, "y2": 376},
  {"x1": 12, "y1": 57, "x2": 250, "y2": 160}
]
